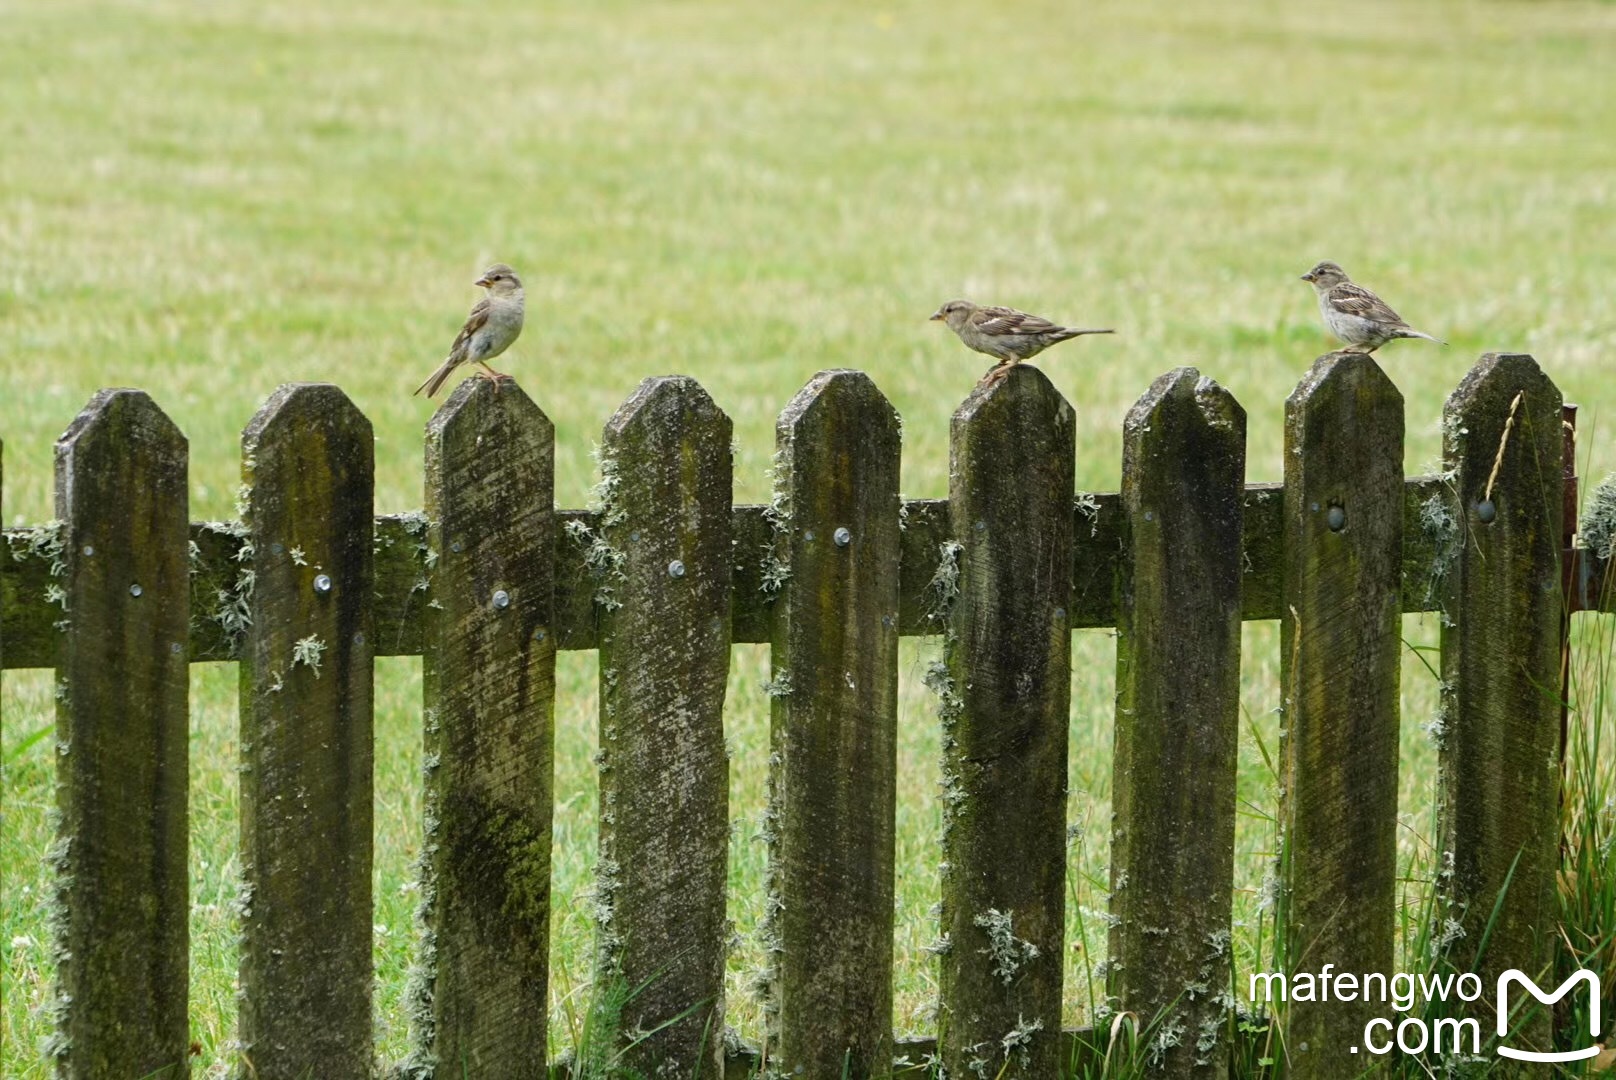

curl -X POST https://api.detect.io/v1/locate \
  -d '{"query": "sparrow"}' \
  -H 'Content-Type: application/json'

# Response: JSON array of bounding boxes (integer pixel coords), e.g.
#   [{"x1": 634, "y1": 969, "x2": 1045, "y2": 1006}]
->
[
  {"x1": 415, "y1": 263, "x2": 526, "y2": 397},
  {"x1": 1300, "y1": 261, "x2": 1444, "y2": 353},
  {"x1": 930, "y1": 299, "x2": 1114, "y2": 384}
]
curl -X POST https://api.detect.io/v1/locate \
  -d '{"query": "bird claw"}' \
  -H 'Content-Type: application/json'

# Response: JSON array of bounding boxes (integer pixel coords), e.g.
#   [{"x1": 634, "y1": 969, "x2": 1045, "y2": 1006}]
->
[{"x1": 978, "y1": 364, "x2": 1013, "y2": 388}]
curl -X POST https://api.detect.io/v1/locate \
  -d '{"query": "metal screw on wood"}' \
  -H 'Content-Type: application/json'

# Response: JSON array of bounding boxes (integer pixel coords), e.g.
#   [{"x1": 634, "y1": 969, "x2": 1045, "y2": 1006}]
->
[
  {"x1": 492, "y1": 589, "x2": 511, "y2": 610},
  {"x1": 834, "y1": 527, "x2": 851, "y2": 547},
  {"x1": 313, "y1": 574, "x2": 332, "y2": 594},
  {"x1": 1477, "y1": 499, "x2": 1497, "y2": 523},
  {"x1": 668, "y1": 560, "x2": 686, "y2": 578},
  {"x1": 82, "y1": 545, "x2": 94, "y2": 556},
  {"x1": 1327, "y1": 505, "x2": 1346, "y2": 532},
  {"x1": 129, "y1": 583, "x2": 143, "y2": 598}
]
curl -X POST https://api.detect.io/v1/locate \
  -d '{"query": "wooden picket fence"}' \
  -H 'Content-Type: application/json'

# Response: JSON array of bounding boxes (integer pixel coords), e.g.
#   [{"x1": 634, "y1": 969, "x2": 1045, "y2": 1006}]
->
[{"x1": 1, "y1": 350, "x2": 1610, "y2": 1079}]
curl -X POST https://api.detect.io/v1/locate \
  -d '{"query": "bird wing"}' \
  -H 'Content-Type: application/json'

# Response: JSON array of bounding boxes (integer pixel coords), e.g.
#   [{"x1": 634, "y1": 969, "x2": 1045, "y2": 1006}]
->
[
  {"x1": 971, "y1": 305, "x2": 1063, "y2": 336},
  {"x1": 1326, "y1": 282, "x2": 1406, "y2": 326},
  {"x1": 448, "y1": 296, "x2": 492, "y2": 359}
]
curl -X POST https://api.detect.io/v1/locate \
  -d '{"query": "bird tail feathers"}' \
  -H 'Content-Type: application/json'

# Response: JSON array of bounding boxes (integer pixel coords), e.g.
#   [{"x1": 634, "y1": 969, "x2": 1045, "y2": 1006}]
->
[
  {"x1": 1403, "y1": 329, "x2": 1447, "y2": 345},
  {"x1": 1056, "y1": 327, "x2": 1116, "y2": 340},
  {"x1": 414, "y1": 356, "x2": 461, "y2": 398}
]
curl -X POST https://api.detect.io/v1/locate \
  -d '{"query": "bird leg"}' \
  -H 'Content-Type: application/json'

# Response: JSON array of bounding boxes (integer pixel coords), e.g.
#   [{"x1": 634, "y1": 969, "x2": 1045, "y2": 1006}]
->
[
  {"x1": 475, "y1": 362, "x2": 509, "y2": 392},
  {"x1": 978, "y1": 361, "x2": 1016, "y2": 387}
]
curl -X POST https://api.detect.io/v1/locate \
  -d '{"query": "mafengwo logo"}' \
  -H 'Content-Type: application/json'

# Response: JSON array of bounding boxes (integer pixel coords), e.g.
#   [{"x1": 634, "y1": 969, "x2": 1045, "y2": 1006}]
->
[
  {"x1": 1496, "y1": 969, "x2": 1601, "y2": 1063},
  {"x1": 1248, "y1": 966, "x2": 1603, "y2": 1060}
]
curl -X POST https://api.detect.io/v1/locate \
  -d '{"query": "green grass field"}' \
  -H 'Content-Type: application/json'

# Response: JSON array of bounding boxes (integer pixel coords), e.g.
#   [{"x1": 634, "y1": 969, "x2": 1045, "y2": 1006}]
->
[{"x1": 4, "y1": 0, "x2": 1616, "y2": 1074}]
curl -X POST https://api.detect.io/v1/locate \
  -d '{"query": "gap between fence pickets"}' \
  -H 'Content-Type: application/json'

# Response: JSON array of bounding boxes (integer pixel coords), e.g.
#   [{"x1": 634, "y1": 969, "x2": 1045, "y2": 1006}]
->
[{"x1": 1, "y1": 477, "x2": 1609, "y2": 671}]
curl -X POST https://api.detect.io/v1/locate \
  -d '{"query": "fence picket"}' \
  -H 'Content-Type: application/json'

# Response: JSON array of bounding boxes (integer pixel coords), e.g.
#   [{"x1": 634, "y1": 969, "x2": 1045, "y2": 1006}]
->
[
  {"x1": 51, "y1": 391, "x2": 190, "y2": 1077},
  {"x1": 1439, "y1": 354, "x2": 1564, "y2": 1048},
  {"x1": 1111, "y1": 367, "x2": 1245, "y2": 1078},
  {"x1": 410, "y1": 379, "x2": 557, "y2": 1074},
  {"x1": 595, "y1": 376, "x2": 732, "y2": 1078},
  {"x1": 1279, "y1": 353, "x2": 1404, "y2": 1068},
  {"x1": 936, "y1": 365, "x2": 1073, "y2": 1079},
  {"x1": 238, "y1": 384, "x2": 376, "y2": 1078},
  {"x1": 766, "y1": 370, "x2": 901, "y2": 1077}
]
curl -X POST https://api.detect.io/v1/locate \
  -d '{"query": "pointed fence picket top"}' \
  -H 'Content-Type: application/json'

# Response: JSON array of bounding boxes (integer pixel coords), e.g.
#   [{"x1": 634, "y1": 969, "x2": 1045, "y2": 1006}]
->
[
  {"x1": 237, "y1": 384, "x2": 376, "y2": 1079},
  {"x1": 1111, "y1": 368, "x2": 1244, "y2": 1079},
  {"x1": 411, "y1": 379, "x2": 557, "y2": 1074},
  {"x1": 595, "y1": 376, "x2": 732, "y2": 1078},
  {"x1": 51, "y1": 391, "x2": 190, "y2": 1077},
  {"x1": 936, "y1": 365, "x2": 1073, "y2": 1080},
  {"x1": 1278, "y1": 354, "x2": 1404, "y2": 1069},
  {"x1": 765, "y1": 370, "x2": 901, "y2": 1078},
  {"x1": 1439, "y1": 354, "x2": 1564, "y2": 1048}
]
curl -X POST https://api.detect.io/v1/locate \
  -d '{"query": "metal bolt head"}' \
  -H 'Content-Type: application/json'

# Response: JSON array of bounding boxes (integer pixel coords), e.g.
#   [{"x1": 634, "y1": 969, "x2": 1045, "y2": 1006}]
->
[
  {"x1": 129, "y1": 583, "x2": 143, "y2": 598},
  {"x1": 1327, "y1": 505, "x2": 1346, "y2": 532},
  {"x1": 834, "y1": 527, "x2": 851, "y2": 547},
  {"x1": 668, "y1": 560, "x2": 686, "y2": 578},
  {"x1": 82, "y1": 544, "x2": 94, "y2": 557},
  {"x1": 313, "y1": 574, "x2": 333, "y2": 594},
  {"x1": 492, "y1": 589, "x2": 511, "y2": 610},
  {"x1": 1477, "y1": 499, "x2": 1497, "y2": 524},
  {"x1": 451, "y1": 540, "x2": 464, "y2": 554}
]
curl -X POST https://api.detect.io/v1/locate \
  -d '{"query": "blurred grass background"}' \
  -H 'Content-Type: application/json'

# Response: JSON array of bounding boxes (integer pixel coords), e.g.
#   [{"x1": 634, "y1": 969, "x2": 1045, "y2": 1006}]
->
[{"x1": 3, "y1": 0, "x2": 1615, "y2": 1073}]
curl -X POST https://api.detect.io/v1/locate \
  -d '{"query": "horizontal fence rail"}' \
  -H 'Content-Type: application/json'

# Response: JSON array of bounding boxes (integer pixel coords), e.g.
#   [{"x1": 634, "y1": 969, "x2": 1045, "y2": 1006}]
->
[
  {"x1": 1, "y1": 351, "x2": 1611, "y2": 1078},
  {"x1": 9, "y1": 482, "x2": 1613, "y2": 671}
]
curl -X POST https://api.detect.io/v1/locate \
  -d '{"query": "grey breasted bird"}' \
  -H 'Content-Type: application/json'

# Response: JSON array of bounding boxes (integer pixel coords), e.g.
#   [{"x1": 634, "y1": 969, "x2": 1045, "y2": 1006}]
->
[
  {"x1": 1301, "y1": 261, "x2": 1444, "y2": 354},
  {"x1": 930, "y1": 299, "x2": 1114, "y2": 384},
  {"x1": 415, "y1": 263, "x2": 526, "y2": 397}
]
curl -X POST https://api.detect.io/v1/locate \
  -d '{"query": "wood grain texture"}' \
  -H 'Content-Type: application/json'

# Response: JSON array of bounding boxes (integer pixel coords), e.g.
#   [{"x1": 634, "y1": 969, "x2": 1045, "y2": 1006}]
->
[
  {"x1": 52, "y1": 391, "x2": 191, "y2": 1078},
  {"x1": 1279, "y1": 353, "x2": 1403, "y2": 1071},
  {"x1": 1439, "y1": 354, "x2": 1564, "y2": 1053},
  {"x1": 1110, "y1": 368, "x2": 1245, "y2": 1079},
  {"x1": 595, "y1": 377, "x2": 732, "y2": 1078},
  {"x1": 936, "y1": 366, "x2": 1073, "y2": 1080},
  {"x1": 237, "y1": 384, "x2": 375, "y2": 1079},
  {"x1": 2, "y1": 479, "x2": 1481, "y2": 668},
  {"x1": 766, "y1": 370, "x2": 901, "y2": 1078},
  {"x1": 410, "y1": 378, "x2": 556, "y2": 1077}
]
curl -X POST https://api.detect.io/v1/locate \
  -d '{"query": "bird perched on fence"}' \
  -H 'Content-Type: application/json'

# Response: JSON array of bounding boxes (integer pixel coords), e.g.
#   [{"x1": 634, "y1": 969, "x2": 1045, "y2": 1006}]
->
[
  {"x1": 415, "y1": 263, "x2": 525, "y2": 397},
  {"x1": 930, "y1": 299, "x2": 1118, "y2": 388},
  {"x1": 930, "y1": 299, "x2": 1114, "y2": 385},
  {"x1": 1300, "y1": 261, "x2": 1445, "y2": 354}
]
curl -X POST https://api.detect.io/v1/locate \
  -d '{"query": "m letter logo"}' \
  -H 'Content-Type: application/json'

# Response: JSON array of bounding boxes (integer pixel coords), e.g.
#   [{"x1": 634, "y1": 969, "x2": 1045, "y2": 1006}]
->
[{"x1": 1495, "y1": 969, "x2": 1601, "y2": 1063}]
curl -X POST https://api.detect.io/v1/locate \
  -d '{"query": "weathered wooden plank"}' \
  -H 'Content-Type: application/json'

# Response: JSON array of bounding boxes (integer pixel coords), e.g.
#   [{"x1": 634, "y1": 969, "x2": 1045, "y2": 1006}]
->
[
  {"x1": 936, "y1": 365, "x2": 1073, "y2": 1079},
  {"x1": 1110, "y1": 367, "x2": 1245, "y2": 1078},
  {"x1": 0, "y1": 476, "x2": 1542, "y2": 669},
  {"x1": 237, "y1": 384, "x2": 375, "y2": 1079},
  {"x1": 1438, "y1": 354, "x2": 1564, "y2": 1051},
  {"x1": 765, "y1": 371, "x2": 901, "y2": 1077},
  {"x1": 49, "y1": 391, "x2": 192, "y2": 1077},
  {"x1": 1278, "y1": 353, "x2": 1404, "y2": 1069},
  {"x1": 408, "y1": 379, "x2": 556, "y2": 1076},
  {"x1": 594, "y1": 377, "x2": 732, "y2": 1078}
]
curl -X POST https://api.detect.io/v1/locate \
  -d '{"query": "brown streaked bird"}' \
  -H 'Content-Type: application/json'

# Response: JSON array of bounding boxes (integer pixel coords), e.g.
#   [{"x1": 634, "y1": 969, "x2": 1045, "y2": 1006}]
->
[
  {"x1": 415, "y1": 263, "x2": 526, "y2": 397},
  {"x1": 1300, "y1": 261, "x2": 1444, "y2": 354},
  {"x1": 930, "y1": 299, "x2": 1114, "y2": 384}
]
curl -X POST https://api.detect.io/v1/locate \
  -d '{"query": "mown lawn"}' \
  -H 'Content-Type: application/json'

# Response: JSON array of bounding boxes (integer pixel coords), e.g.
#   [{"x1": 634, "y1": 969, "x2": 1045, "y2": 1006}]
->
[{"x1": 3, "y1": 0, "x2": 1616, "y2": 1073}]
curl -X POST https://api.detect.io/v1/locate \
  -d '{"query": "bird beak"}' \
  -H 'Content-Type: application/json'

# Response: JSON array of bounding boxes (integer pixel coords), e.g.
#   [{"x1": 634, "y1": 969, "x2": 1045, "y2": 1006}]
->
[
  {"x1": 1300, "y1": 273, "x2": 1313, "y2": 282},
  {"x1": 474, "y1": 276, "x2": 492, "y2": 288},
  {"x1": 928, "y1": 309, "x2": 945, "y2": 321}
]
